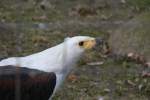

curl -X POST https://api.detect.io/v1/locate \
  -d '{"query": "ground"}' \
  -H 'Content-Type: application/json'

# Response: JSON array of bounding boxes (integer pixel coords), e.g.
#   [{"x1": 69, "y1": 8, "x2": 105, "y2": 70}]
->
[{"x1": 0, "y1": 0, "x2": 150, "y2": 100}]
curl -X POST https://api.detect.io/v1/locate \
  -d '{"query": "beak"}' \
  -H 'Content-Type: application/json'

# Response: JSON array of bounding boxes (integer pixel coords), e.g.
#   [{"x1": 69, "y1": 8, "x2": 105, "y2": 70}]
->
[
  {"x1": 95, "y1": 37, "x2": 104, "y2": 46},
  {"x1": 93, "y1": 37, "x2": 104, "y2": 51},
  {"x1": 83, "y1": 37, "x2": 104, "y2": 50}
]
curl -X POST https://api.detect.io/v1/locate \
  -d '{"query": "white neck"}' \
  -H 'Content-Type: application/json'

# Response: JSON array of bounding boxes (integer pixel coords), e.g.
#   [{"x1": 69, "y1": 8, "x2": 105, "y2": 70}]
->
[{"x1": 21, "y1": 42, "x2": 80, "y2": 74}]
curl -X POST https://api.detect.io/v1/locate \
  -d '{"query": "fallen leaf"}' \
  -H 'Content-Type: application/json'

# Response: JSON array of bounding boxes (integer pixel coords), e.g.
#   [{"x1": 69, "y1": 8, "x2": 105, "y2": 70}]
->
[
  {"x1": 142, "y1": 71, "x2": 150, "y2": 77},
  {"x1": 126, "y1": 80, "x2": 136, "y2": 86},
  {"x1": 32, "y1": 15, "x2": 48, "y2": 20},
  {"x1": 68, "y1": 74, "x2": 78, "y2": 83}
]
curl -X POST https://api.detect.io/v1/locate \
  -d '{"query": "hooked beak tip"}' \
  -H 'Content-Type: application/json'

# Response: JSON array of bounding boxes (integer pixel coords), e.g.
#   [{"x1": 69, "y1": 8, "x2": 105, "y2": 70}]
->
[
  {"x1": 92, "y1": 37, "x2": 105, "y2": 51},
  {"x1": 95, "y1": 37, "x2": 104, "y2": 46}
]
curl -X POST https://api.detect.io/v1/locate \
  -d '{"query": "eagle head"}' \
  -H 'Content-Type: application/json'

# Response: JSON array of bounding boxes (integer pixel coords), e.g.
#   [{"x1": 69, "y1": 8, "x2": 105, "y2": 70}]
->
[{"x1": 63, "y1": 36, "x2": 103, "y2": 62}]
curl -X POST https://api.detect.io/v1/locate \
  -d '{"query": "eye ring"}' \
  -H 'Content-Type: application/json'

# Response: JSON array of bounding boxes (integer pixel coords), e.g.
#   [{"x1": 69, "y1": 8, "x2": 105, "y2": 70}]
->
[{"x1": 79, "y1": 41, "x2": 84, "y2": 46}]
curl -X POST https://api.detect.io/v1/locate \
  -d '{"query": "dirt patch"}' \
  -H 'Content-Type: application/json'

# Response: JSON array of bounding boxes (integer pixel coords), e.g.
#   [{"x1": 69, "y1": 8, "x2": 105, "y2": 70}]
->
[{"x1": 109, "y1": 12, "x2": 150, "y2": 61}]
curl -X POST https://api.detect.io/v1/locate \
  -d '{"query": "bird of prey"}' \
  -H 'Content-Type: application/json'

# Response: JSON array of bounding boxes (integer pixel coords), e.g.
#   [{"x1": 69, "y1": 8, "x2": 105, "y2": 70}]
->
[{"x1": 0, "y1": 36, "x2": 102, "y2": 100}]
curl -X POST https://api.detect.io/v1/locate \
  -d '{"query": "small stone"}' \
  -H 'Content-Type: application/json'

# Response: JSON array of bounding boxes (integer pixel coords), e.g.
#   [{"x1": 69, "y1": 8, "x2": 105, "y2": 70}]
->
[
  {"x1": 98, "y1": 96, "x2": 104, "y2": 100},
  {"x1": 121, "y1": 0, "x2": 126, "y2": 4},
  {"x1": 87, "y1": 61, "x2": 104, "y2": 66},
  {"x1": 138, "y1": 84, "x2": 143, "y2": 91},
  {"x1": 127, "y1": 52, "x2": 134, "y2": 58},
  {"x1": 145, "y1": 62, "x2": 150, "y2": 67},
  {"x1": 103, "y1": 88, "x2": 111, "y2": 93},
  {"x1": 101, "y1": 15, "x2": 108, "y2": 20}
]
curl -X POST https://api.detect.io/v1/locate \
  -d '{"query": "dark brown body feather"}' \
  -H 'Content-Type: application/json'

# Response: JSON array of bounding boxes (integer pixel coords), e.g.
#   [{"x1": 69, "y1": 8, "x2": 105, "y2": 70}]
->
[{"x1": 0, "y1": 65, "x2": 56, "y2": 100}]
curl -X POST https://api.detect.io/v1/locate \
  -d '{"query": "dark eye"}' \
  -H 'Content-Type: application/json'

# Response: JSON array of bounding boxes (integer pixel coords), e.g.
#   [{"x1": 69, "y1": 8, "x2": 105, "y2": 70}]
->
[{"x1": 79, "y1": 41, "x2": 84, "y2": 46}]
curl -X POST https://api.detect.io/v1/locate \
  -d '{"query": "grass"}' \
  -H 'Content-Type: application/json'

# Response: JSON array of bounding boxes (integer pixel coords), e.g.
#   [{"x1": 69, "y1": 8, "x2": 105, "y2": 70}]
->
[
  {"x1": 0, "y1": 0, "x2": 150, "y2": 99},
  {"x1": 53, "y1": 58, "x2": 150, "y2": 100},
  {"x1": 127, "y1": 0, "x2": 150, "y2": 10}
]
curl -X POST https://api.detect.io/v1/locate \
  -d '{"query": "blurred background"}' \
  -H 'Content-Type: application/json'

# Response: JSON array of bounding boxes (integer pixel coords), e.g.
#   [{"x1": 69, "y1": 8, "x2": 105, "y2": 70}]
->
[{"x1": 0, "y1": 0, "x2": 150, "y2": 99}]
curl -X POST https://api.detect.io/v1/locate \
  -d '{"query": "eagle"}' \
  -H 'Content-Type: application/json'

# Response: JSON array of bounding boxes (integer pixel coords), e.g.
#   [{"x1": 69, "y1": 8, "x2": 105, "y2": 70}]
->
[{"x1": 0, "y1": 36, "x2": 102, "y2": 100}]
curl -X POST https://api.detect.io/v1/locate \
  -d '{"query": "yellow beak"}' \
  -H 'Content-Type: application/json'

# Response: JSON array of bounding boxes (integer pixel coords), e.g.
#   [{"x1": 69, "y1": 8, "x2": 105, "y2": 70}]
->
[{"x1": 83, "y1": 39, "x2": 96, "y2": 49}]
